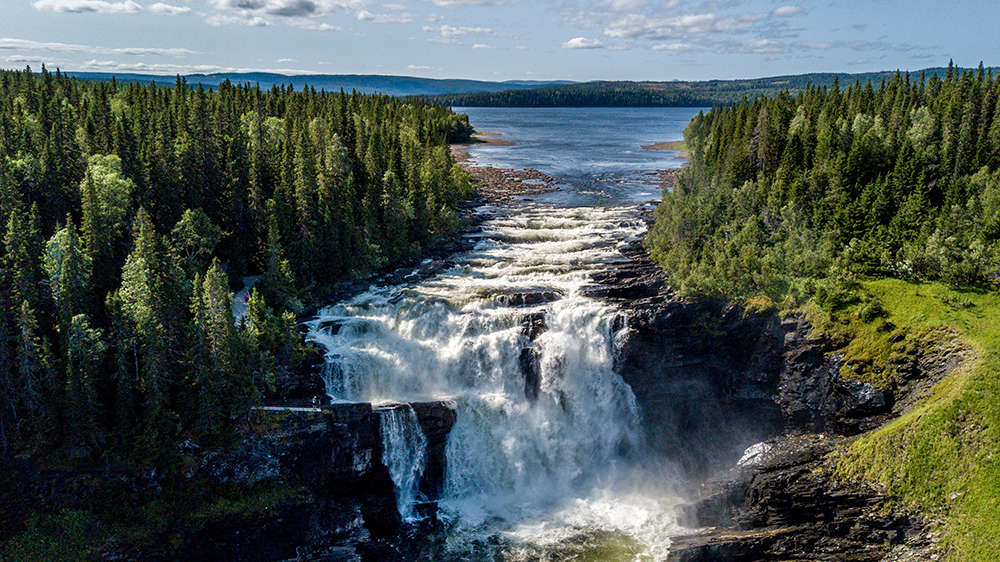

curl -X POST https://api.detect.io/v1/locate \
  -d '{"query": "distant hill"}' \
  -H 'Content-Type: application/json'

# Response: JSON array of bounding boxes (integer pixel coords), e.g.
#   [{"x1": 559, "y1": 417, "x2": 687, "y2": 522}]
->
[
  {"x1": 62, "y1": 71, "x2": 574, "y2": 97},
  {"x1": 430, "y1": 66, "x2": 998, "y2": 107},
  {"x1": 61, "y1": 66, "x2": 998, "y2": 106}
]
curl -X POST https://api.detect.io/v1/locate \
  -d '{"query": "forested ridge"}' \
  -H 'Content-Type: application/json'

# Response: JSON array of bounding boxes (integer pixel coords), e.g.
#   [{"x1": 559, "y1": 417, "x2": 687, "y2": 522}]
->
[
  {"x1": 429, "y1": 67, "x2": 993, "y2": 108},
  {"x1": 0, "y1": 65, "x2": 473, "y2": 472},
  {"x1": 647, "y1": 63, "x2": 1000, "y2": 298}
]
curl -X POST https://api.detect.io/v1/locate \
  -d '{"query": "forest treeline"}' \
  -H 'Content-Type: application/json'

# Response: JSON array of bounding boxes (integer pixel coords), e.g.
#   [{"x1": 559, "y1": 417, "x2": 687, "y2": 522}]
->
[
  {"x1": 432, "y1": 80, "x2": 716, "y2": 107},
  {"x1": 0, "y1": 66, "x2": 474, "y2": 470},
  {"x1": 646, "y1": 63, "x2": 1000, "y2": 299},
  {"x1": 429, "y1": 68, "x2": 980, "y2": 108}
]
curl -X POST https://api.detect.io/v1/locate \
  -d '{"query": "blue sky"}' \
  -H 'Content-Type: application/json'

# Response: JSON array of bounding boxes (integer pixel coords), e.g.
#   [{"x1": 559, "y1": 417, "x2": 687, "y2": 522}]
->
[{"x1": 0, "y1": 0, "x2": 996, "y2": 82}]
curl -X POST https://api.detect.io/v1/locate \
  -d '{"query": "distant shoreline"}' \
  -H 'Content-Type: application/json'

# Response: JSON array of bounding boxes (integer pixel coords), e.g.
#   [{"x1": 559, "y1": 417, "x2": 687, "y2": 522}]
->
[
  {"x1": 641, "y1": 140, "x2": 689, "y2": 158},
  {"x1": 450, "y1": 131, "x2": 516, "y2": 163}
]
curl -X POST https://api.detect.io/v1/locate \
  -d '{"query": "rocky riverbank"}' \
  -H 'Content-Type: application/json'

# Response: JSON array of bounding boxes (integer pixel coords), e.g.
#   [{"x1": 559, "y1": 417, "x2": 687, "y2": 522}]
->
[
  {"x1": 450, "y1": 134, "x2": 561, "y2": 204},
  {"x1": 177, "y1": 401, "x2": 457, "y2": 562},
  {"x1": 590, "y1": 234, "x2": 948, "y2": 561}
]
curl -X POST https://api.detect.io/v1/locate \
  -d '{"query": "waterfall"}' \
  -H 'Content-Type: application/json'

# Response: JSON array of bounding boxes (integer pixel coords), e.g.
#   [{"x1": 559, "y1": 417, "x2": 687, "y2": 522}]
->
[
  {"x1": 306, "y1": 204, "x2": 682, "y2": 559},
  {"x1": 378, "y1": 404, "x2": 428, "y2": 521}
]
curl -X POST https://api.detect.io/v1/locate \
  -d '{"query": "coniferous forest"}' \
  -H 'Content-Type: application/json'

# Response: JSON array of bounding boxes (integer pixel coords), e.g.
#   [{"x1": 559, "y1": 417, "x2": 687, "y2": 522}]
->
[
  {"x1": 647, "y1": 63, "x2": 1000, "y2": 298},
  {"x1": 0, "y1": 66, "x2": 473, "y2": 472}
]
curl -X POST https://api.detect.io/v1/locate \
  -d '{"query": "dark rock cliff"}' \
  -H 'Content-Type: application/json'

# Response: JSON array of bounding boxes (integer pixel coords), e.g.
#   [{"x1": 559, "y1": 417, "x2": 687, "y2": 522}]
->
[
  {"x1": 175, "y1": 401, "x2": 456, "y2": 562},
  {"x1": 590, "y1": 237, "x2": 938, "y2": 561}
]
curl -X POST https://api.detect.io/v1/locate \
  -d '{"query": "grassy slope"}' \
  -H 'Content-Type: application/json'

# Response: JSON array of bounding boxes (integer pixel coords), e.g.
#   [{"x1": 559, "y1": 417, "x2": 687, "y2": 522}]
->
[{"x1": 825, "y1": 279, "x2": 1000, "y2": 560}]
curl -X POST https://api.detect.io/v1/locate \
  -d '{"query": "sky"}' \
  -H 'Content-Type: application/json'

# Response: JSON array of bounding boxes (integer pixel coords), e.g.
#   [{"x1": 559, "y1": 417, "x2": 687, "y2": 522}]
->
[{"x1": 0, "y1": 0, "x2": 997, "y2": 82}]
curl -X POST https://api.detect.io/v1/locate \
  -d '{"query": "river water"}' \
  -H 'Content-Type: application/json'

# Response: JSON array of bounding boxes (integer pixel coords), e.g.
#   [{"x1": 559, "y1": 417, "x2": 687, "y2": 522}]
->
[{"x1": 306, "y1": 107, "x2": 703, "y2": 561}]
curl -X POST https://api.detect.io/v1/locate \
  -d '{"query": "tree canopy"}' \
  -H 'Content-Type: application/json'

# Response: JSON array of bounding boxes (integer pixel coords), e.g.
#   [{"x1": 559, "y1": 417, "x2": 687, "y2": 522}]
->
[
  {"x1": 647, "y1": 63, "x2": 1000, "y2": 299},
  {"x1": 0, "y1": 66, "x2": 473, "y2": 468}
]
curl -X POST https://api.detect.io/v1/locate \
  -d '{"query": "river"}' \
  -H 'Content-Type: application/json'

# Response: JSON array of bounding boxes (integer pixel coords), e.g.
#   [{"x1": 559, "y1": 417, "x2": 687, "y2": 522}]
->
[{"x1": 305, "y1": 107, "x2": 704, "y2": 561}]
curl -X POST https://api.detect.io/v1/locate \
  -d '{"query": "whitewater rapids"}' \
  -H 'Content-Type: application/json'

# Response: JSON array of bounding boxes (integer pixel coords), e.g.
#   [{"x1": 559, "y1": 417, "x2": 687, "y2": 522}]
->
[{"x1": 306, "y1": 204, "x2": 684, "y2": 561}]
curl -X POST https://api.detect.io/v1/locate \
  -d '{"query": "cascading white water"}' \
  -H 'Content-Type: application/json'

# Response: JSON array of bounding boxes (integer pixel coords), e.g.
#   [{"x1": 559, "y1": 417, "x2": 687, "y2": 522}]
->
[
  {"x1": 307, "y1": 204, "x2": 683, "y2": 560},
  {"x1": 378, "y1": 404, "x2": 428, "y2": 521}
]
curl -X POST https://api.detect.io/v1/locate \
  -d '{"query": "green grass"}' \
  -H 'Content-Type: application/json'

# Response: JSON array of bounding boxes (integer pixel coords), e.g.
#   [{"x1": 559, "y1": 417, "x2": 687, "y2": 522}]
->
[{"x1": 830, "y1": 279, "x2": 1000, "y2": 561}]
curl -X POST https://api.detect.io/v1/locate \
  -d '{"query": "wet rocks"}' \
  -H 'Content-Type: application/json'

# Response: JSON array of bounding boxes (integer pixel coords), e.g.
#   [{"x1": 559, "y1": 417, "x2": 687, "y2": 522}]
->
[
  {"x1": 582, "y1": 241, "x2": 667, "y2": 303},
  {"x1": 519, "y1": 311, "x2": 547, "y2": 401},
  {"x1": 178, "y1": 404, "x2": 398, "y2": 561},
  {"x1": 463, "y1": 165, "x2": 560, "y2": 205},
  {"x1": 177, "y1": 401, "x2": 458, "y2": 561},
  {"x1": 409, "y1": 402, "x2": 457, "y2": 501},
  {"x1": 497, "y1": 290, "x2": 562, "y2": 308},
  {"x1": 598, "y1": 240, "x2": 942, "y2": 561},
  {"x1": 668, "y1": 435, "x2": 935, "y2": 562},
  {"x1": 615, "y1": 298, "x2": 787, "y2": 478}
]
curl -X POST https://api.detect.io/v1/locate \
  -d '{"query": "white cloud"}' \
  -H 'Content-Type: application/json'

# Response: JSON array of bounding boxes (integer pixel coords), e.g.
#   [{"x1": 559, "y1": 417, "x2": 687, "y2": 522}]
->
[
  {"x1": 652, "y1": 42, "x2": 694, "y2": 51},
  {"x1": 357, "y1": 10, "x2": 415, "y2": 22},
  {"x1": 382, "y1": 3, "x2": 407, "y2": 9},
  {"x1": 433, "y1": 24, "x2": 492, "y2": 38},
  {"x1": 741, "y1": 39, "x2": 784, "y2": 54},
  {"x1": 4, "y1": 55, "x2": 52, "y2": 64},
  {"x1": 148, "y1": 2, "x2": 192, "y2": 15},
  {"x1": 599, "y1": 7, "x2": 808, "y2": 42},
  {"x1": 205, "y1": 13, "x2": 238, "y2": 25},
  {"x1": 83, "y1": 59, "x2": 121, "y2": 68},
  {"x1": 278, "y1": 58, "x2": 297, "y2": 62},
  {"x1": 599, "y1": 0, "x2": 647, "y2": 11},
  {"x1": 471, "y1": 43, "x2": 498, "y2": 49},
  {"x1": 603, "y1": 13, "x2": 753, "y2": 40},
  {"x1": 772, "y1": 6, "x2": 803, "y2": 17},
  {"x1": 209, "y1": 0, "x2": 367, "y2": 18},
  {"x1": 0, "y1": 38, "x2": 196, "y2": 57},
  {"x1": 3, "y1": 57, "x2": 323, "y2": 76},
  {"x1": 795, "y1": 41, "x2": 832, "y2": 50},
  {"x1": 80, "y1": 60, "x2": 230, "y2": 72},
  {"x1": 423, "y1": 0, "x2": 508, "y2": 8},
  {"x1": 32, "y1": 0, "x2": 142, "y2": 13},
  {"x1": 421, "y1": 24, "x2": 493, "y2": 43},
  {"x1": 288, "y1": 18, "x2": 341, "y2": 29},
  {"x1": 710, "y1": 38, "x2": 786, "y2": 54},
  {"x1": 562, "y1": 37, "x2": 603, "y2": 49},
  {"x1": 205, "y1": 13, "x2": 272, "y2": 26}
]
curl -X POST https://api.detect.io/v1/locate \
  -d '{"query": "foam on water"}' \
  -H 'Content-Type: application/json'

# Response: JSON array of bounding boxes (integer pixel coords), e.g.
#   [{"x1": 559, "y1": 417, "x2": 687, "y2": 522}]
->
[
  {"x1": 378, "y1": 404, "x2": 428, "y2": 521},
  {"x1": 306, "y1": 204, "x2": 682, "y2": 559}
]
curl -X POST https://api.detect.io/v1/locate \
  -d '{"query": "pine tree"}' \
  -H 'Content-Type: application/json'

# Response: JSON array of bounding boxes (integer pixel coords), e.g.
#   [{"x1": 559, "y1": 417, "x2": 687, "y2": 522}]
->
[
  {"x1": 64, "y1": 313, "x2": 106, "y2": 456},
  {"x1": 112, "y1": 208, "x2": 186, "y2": 464},
  {"x1": 190, "y1": 260, "x2": 253, "y2": 441},
  {"x1": 43, "y1": 218, "x2": 91, "y2": 335}
]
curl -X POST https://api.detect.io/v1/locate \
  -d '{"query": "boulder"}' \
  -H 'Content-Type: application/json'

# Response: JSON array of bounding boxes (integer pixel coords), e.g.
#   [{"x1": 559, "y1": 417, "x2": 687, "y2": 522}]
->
[{"x1": 496, "y1": 290, "x2": 562, "y2": 307}]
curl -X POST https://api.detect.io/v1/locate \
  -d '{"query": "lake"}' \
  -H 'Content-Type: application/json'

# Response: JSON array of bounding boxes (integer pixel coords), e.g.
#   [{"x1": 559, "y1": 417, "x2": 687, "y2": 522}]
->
[{"x1": 455, "y1": 106, "x2": 705, "y2": 206}]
